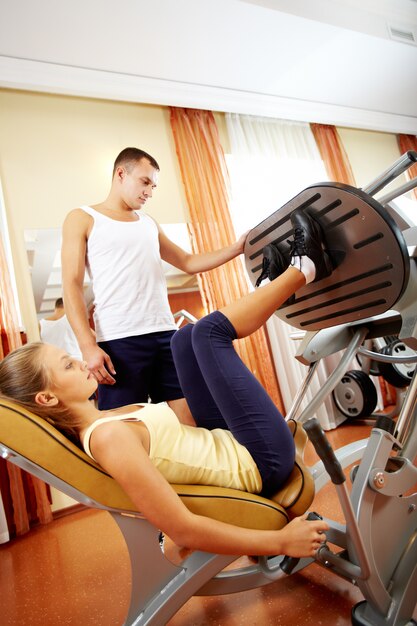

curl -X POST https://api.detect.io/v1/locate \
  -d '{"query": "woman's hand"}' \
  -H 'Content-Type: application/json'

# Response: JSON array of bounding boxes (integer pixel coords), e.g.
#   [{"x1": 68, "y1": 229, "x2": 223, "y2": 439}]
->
[{"x1": 275, "y1": 513, "x2": 329, "y2": 558}]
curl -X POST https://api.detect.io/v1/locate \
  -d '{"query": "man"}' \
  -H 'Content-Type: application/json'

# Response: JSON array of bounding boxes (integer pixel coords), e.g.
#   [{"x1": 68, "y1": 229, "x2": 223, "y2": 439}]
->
[
  {"x1": 39, "y1": 297, "x2": 83, "y2": 360},
  {"x1": 62, "y1": 147, "x2": 246, "y2": 424}
]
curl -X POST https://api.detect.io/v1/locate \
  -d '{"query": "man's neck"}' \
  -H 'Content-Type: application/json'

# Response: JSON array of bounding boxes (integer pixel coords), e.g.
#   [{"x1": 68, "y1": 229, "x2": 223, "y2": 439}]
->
[
  {"x1": 96, "y1": 189, "x2": 135, "y2": 213},
  {"x1": 91, "y1": 198, "x2": 140, "y2": 221}
]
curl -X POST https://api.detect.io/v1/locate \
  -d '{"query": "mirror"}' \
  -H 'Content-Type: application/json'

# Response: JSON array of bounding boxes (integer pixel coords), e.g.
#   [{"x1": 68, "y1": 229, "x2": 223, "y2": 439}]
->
[{"x1": 24, "y1": 224, "x2": 200, "y2": 319}]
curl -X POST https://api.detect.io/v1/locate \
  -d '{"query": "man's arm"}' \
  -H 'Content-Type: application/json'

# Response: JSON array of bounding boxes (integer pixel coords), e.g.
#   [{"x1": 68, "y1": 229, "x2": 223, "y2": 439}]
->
[
  {"x1": 61, "y1": 209, "x2": 116, "y2": 383},
  {"x1": 157, "y1": 224, "x2": 247, "y2": 275}
]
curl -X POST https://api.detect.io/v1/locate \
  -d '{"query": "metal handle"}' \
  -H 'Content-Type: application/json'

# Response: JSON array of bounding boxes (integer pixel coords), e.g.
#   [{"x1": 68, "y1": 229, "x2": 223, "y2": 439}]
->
[
  {"x1": 357, "y1": 346, "x2": 417, "y2": 364},
  {"x1": 304, "y1": 418, "x2": 346, "y2": 485}
]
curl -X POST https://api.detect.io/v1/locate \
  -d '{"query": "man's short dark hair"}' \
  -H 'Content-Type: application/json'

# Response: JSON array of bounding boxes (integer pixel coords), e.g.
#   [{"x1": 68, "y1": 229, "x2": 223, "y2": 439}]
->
[
  {"x1": 112, "y1": 147, "x2": 160, "y2": 177},
  {"x1": 55, "y1": 297, "x2": 64, "y2": 308}
]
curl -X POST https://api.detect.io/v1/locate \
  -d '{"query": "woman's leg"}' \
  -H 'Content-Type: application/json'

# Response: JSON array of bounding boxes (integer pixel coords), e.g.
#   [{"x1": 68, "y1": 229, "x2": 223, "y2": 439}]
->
[
  {"x1": 170, "y1": 267, "x2": 304, "y2": 428},
  {"x1": 179, "y1": 213, "x2": 331, "y2": 493},
  {"x1": 188, "y1": 261, "x2": 322, "y2": 495},
  {"x1": 191, "y1": 309, "x2": 295, "y2": 496},
  {"x1": 220, "y1": 266, "x2": 305, "y2": 338},
  {"x1": 221, "y1": 205, "x2": 335, "y2": 337},
  {"x1": 171, "y1": 324, "x2": 228, "y2": 430}
]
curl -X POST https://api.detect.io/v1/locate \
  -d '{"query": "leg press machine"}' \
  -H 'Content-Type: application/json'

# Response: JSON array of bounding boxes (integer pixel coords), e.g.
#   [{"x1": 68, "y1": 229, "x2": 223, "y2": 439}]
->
[{"x1": 1, "y1": 152, "x2": 417, "y2": 625}]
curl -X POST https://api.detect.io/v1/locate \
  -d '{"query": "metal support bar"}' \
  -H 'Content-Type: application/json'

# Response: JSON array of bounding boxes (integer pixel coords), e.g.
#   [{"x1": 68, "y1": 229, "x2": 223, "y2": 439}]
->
[
  {"x1": 357, "y1": 346, "x2": 417, "y2": 364},
  {"x1": 298, "y1": 328, "x2": 368, "y2": 423},
  {"x1": 362, "y1": 151, "x2": 417, "y2": 197},
  {"x1": 395, "y1": 366, "x2": 417, "y2": 457},
  {"x1": 379, "y1": 177, "x2": 417, "y2": 206},
  {"x1": 331, "y1": 483, "x2": 371, "y2": 580},
  {"x1": 285, "y1": 361, "x2": 319, "y2": 422}
]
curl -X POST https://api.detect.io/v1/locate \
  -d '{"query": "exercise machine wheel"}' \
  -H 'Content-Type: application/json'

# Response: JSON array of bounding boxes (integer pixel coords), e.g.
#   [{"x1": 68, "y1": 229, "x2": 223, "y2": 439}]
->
[
  {"x1": 378, "y1": 339, "x2": 416, "y2": 388},
  {"x1": 332, "y1": 370, "x2": 378, "y2": 418}
]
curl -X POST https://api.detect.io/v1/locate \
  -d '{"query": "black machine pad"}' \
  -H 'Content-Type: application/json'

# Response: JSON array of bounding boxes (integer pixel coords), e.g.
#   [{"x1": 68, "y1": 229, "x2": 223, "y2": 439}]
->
[{"x1": 244, "y1": 183, "x2": 410, "y2": 331}]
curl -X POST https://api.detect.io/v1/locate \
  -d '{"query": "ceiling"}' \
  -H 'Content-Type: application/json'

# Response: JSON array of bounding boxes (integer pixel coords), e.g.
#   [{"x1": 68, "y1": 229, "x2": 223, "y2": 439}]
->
[{"x1": 1, "y1": 0, "x2": 417, "y2": 133}]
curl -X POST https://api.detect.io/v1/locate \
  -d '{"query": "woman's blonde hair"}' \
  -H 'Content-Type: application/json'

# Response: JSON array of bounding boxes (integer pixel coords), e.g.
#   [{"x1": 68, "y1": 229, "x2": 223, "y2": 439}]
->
[{"x1": 0, "y1": 342, "x2": 82, "y2": 443}]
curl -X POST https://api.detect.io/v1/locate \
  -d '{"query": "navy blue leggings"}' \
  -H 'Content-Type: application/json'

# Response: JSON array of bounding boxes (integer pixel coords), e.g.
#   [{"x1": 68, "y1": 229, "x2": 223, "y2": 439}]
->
[{"x1": 170, "y1": 311, "x2": 295, "y2": 497}]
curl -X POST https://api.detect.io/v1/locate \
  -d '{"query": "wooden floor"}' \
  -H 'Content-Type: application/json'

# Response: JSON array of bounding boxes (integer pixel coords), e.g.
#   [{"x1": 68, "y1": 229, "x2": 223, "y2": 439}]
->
[{"x1": 0, "y1": 419, "x2": 415, "y2": 625}]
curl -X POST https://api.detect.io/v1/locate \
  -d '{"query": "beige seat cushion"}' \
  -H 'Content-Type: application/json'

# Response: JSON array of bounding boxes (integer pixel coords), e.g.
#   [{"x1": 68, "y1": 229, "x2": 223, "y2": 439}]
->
[
  {"x1": 271, "y1": 419, "x2": 315, "y2": 517},
  {"x1": 0, "y1": 400, "x2": 313, "y2": 531}
]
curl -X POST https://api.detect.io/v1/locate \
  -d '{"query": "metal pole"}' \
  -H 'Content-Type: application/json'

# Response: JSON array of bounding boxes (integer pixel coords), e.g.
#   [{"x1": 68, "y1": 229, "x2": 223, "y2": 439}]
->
[
  {"x1": 378, "y1": 177, "x2": 417, "y2": 207},
  {"x1": 362, "y1": 151, "x2": 417, "y2": 197}
]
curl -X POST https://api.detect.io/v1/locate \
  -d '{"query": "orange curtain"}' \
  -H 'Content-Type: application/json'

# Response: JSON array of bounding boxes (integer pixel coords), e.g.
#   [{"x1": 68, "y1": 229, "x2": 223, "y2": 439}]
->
[
  {"x1": 310, "y1": 123, "x2": 356, "y2": 185},
  {"x1": 0, "y1": 234, "x2": 52, "y2": 536},
  {"x1": 397, "y1": 134, "x2": 417, "y2": 200},
  {"x1": 170, "y1": 107, "x2": 283, "y2": 412}
]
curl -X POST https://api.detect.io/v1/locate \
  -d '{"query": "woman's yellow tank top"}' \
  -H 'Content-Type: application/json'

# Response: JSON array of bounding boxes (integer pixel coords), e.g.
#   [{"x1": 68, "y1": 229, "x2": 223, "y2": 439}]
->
[{"x1": 82, "y1": 403, "x2": 262, "y2": 493}]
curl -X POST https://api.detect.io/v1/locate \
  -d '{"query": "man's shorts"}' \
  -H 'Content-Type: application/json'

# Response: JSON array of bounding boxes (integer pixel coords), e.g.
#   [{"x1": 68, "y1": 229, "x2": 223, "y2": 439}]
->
[{"x1": 97, "y1": 330, "x2": 183, "y2": 410}]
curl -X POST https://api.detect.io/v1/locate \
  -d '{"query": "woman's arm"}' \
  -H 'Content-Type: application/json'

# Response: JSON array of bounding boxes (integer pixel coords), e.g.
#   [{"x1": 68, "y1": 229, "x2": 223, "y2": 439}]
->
[{"x1": 91, "y1": 422, "x2": 328, "y2": 557}]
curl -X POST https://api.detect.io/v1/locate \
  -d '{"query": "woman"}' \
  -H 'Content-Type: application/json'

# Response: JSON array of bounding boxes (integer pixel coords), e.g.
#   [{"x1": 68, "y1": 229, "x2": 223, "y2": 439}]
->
[{"x1": 0, "y1": 209, "x2": 332, "y2": 558}]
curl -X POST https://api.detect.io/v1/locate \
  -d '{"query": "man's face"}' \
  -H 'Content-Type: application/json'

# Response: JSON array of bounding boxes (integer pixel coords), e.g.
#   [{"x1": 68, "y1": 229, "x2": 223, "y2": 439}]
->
[{"x1": 120, "y1": 158, "x2": 159, "y2": 210}]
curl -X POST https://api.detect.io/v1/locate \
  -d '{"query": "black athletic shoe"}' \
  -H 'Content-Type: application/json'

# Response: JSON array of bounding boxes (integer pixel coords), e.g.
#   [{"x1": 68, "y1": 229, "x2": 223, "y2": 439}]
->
[
  {"x1": 289, "y1": 209, "x2": 334, "y2": 282},
  {"x1": 255, "y1": 242, "x2": 290, "y2": 287}
]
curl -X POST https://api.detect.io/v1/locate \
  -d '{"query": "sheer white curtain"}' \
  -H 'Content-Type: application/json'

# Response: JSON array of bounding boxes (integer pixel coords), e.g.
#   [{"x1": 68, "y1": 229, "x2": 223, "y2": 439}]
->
[{"x1": 225, "y1": 113, "x2": 341, "y2": 428}]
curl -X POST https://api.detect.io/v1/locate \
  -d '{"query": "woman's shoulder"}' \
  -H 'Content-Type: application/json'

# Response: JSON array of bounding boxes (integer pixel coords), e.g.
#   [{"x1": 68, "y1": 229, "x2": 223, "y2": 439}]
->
[
  {"x1": 81, "y1": 410, "x2": 143, "y2": 456},
  {"x1": 84, "y1": 413, "x2": 147, "y2": 461},
  {"x1": 90, "y1": 416, "x2": 133, "y2": 440}
]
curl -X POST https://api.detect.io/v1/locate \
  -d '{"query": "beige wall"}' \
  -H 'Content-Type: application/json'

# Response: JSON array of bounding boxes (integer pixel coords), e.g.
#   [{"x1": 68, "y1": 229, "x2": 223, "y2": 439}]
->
[
  {"x1": 337, "y1": 127, "x2": 405, "y2": 193},
  {"x1": 0, "y1": 88, "x2": 189, "y2": 338}
]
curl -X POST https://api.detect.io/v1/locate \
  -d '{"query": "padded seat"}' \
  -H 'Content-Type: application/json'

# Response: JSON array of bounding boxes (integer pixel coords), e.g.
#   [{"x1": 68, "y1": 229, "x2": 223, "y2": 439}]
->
[
  {"x1": 273, "y1": 419, "x2": 314, "y2": 517},
  {"x1": 0, "y1": 399, "x2": 314, "y2": 531}
]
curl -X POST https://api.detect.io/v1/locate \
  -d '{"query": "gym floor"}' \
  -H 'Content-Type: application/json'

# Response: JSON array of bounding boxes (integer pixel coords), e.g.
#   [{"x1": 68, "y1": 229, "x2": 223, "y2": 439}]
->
[{"x1": 1, "y1": 419, "x2": 416, "y2": 626}]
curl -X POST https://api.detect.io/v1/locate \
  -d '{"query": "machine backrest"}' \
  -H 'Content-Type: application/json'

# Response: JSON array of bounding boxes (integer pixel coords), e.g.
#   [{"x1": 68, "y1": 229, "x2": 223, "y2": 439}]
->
[{"x1": 0, "y1": 399, "x2": 313, "y2": 530}]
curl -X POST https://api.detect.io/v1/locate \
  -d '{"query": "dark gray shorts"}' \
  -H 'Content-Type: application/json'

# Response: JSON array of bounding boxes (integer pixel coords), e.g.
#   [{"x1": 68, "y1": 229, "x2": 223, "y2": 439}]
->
[{"x1": 97, "y1": 330, "x2": 183, "y2": 410}]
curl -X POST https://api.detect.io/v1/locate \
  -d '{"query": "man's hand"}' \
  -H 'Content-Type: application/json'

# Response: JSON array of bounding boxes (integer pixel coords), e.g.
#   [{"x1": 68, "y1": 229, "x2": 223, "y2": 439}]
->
[
  {"x1": 235, "y1": 230, "x2": 250, "y2": 255},
  {"x1": 83, "y1": 344, "x2": 116, "y2": 385}
]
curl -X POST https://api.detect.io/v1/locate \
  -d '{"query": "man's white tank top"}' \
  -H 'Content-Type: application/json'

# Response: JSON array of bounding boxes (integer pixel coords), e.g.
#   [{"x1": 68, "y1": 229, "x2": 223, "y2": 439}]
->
[{"x1": 80, "y1": 206, "x2": 176, "y2": 342}]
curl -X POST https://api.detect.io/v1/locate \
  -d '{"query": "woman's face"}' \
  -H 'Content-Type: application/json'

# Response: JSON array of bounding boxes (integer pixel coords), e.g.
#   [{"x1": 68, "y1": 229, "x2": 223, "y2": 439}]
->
[{"x1": 41, "y1": 344, "x2": 98, "y2": 404}]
